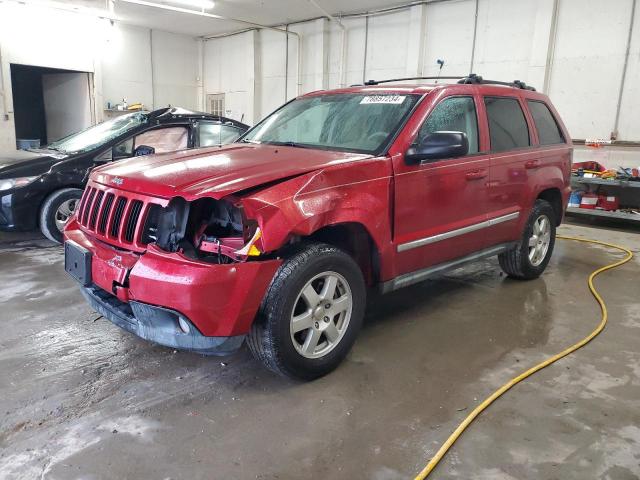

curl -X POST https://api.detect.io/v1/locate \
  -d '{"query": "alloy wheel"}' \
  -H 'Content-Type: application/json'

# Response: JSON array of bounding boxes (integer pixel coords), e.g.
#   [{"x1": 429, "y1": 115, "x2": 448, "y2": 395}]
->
[
  {"x1": 55, "y1": 199, "x2": 78, "y2": 233},
  {"x1": 290, "y1": 271, "x2": 353, "y2": 359},
  {"x1": 528, "y1": 214, "x2": 551, "y2": 266}
]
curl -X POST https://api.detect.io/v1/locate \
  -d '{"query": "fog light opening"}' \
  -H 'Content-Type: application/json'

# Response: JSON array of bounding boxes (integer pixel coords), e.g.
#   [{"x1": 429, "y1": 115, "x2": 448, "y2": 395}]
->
[{"x1": 178, "y1": 315, "x2": 191, "y2": 334}]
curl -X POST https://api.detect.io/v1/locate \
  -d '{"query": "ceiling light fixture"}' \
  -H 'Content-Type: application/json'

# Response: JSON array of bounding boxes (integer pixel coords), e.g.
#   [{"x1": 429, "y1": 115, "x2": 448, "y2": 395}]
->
[
  {"x1": 168, "y1": 0, "x2": 215, "y2": 9},
  {"x1": 118, "y1": 0, "x2": 290, "y2": 34},
  {"x1": 4, "y1": 0, "x2": 118, "y2": 20}
]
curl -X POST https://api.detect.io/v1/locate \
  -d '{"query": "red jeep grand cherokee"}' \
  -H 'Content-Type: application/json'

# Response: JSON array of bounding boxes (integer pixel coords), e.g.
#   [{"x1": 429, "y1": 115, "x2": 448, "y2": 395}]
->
[{"x1": 64, "y1": 75, "x2": 571, "y2": 380}]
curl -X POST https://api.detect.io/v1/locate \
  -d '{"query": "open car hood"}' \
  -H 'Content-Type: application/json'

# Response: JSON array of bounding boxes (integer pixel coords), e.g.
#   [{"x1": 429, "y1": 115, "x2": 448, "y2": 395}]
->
[{"x1": 92, "y1": 143, "x2": 372, "y2": 199}]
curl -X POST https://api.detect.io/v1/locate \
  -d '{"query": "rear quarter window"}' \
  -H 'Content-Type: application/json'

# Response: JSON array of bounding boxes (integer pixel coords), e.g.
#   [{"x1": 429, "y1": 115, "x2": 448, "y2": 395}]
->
[
  {"x1": 484, "y1": 97, "x2": 530, "y2": 152},
  {"x1": 527, "y1": 100, "x2": 565, "y2": 145}
]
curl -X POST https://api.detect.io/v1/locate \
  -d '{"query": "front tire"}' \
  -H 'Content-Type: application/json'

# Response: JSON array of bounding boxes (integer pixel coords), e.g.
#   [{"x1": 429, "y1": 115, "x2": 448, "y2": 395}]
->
[
  {"x1": 498, "y1": 199, "x2": 556, "y2": 280},
  {"x1": 39, "y1": 188, "x2": 83, "y2": 243},
  {"x1": 247, "y1": 242, "x2": 366, "y2": 380}
]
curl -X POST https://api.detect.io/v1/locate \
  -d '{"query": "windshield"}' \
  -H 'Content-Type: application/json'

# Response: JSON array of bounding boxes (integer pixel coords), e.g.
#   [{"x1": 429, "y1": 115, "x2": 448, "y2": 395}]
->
[
  {"x1": 242, "y1": 93, "x2": 420, "y2": 154},
  {"x1": 48, "y1": 112, "x2": 148, "y2": 154}
]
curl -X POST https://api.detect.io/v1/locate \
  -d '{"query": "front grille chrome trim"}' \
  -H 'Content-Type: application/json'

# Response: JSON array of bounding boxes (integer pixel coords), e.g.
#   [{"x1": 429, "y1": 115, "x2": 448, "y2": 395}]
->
[{"x1": 76, "y1": 180, "x2": 168, "y2": 252}]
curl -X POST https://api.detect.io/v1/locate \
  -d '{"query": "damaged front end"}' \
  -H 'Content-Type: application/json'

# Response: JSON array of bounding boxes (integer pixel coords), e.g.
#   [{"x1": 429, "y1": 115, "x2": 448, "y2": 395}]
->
[
  {"x1": 146, "y1": 196, "x2": 264, "y2": 264},
  {"x1": 65, "y1": 182, "x2": 283, "y2": 350}
]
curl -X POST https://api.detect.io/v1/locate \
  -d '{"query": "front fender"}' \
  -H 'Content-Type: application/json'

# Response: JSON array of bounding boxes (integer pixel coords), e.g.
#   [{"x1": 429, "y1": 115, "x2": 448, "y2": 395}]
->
[{"x1": 239, "y1": 158, "x2": 394, "y2": 258}]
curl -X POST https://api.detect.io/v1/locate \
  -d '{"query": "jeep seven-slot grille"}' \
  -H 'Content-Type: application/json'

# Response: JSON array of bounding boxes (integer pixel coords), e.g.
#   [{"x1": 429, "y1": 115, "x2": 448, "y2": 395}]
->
[
  {"x1": 110, "y1": 197, "x2": 127, "y2": 238},
  {"x1": 89, "y1": 191, "x2": 104, "y2": 230},
  {"x1": 125, "y1": 200, "x2": 143, "y2": 243},
  {"x1": 97, "y1": 193, "x2": 114, "y2": 234},
  {"x1": 81, "y1": 189, "x2": 95, "y2": 225},
  {"x1": 76, "y1": 183, "x2": 162, "y2": 251}
]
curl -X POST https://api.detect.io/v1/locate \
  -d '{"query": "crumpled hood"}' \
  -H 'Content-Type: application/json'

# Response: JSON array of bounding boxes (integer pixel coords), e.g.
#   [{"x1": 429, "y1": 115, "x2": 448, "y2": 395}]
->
[
  {"x1": 92, "y1": 143, "x2": 372, "y2": 199},
  {"x1": 0, "y1": 149, "x2": 67, "y2": 178}
]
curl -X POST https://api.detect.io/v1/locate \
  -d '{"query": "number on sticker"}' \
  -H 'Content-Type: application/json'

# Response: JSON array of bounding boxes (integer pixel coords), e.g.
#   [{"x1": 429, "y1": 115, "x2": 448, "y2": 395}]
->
[{"x1": 360, "y1": 95, "x2": 406, "y2": 105}]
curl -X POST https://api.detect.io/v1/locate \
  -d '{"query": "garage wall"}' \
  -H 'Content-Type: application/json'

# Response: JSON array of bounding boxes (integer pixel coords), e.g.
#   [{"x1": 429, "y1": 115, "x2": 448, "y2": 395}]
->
[
  {"x1": 618, "y1": 1, "x2": 640, "y2": 141},
  {"x1": 0, "y1": 3, "x2": 201, "y2": 152},
  {"x1": 0, "y1": 3, "x2": 101, "y2": 151},
  {"x1": 203, "y1": 0, "x2": 639, "y2": 140},
  {"x1": 101, "y1": 24, "x2": 154, "y2": 111},
  {"x1": 548, "y1": 0, "x2": 637, "y2": 140},
  {"x1": 150, "y1": 30, "x2": 201, "y2": 111},
  {"x1": 203, "y1": 30, "x2": 255, "y2": 124},
  {"x1": 101, "y1": 26, "x2": 200, "y2": 112}
]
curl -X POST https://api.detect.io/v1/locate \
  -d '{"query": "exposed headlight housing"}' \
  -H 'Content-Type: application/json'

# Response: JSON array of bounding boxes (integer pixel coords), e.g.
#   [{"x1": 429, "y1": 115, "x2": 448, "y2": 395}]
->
[{"x1": 0, "y1": 176, "x2": 38, "y2": 192}]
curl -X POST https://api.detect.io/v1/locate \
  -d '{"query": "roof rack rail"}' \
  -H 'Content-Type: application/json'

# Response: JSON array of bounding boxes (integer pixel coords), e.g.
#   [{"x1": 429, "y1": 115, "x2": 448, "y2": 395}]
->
[
  {"x1": 457, "y1": 73, "x2": 536, "y2": 91},
  {"x1": 358, "y1": 76, "x2": 466, "y2": 86},
  {"x1": 355, "y1": 73, "x2": 536, "y2": 91}
]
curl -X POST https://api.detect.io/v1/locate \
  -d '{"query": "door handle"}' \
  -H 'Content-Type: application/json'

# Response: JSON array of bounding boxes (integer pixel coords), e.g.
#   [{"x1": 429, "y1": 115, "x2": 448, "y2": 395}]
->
[
  {"x1": 525, "y1": 160, "x2": 541, "y2": 169},
  {"x1": 465, "y1": 170, "x2": 488, "y2": 180}
]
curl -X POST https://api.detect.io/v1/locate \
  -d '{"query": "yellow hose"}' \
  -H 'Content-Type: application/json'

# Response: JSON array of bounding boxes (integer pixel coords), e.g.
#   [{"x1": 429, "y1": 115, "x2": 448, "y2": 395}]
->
[{"x1": 414, "y1": 235, "x2": 634, "y2": 480}]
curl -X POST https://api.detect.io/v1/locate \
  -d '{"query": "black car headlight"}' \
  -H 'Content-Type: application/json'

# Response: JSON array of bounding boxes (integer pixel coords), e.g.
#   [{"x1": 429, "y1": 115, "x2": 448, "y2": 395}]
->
[{"x1": 0, "y1": 176, "x2": 38, "y2": 192}]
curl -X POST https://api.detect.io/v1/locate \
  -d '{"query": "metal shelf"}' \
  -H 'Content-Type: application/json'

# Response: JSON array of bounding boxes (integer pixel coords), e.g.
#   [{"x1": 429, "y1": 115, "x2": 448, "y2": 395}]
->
[
  {"x1": 571, "y1": 177, "x2": 640, "y2": 189},
  {"x1": 566, "y1": 206, "x2": 640, "y2": 223}
]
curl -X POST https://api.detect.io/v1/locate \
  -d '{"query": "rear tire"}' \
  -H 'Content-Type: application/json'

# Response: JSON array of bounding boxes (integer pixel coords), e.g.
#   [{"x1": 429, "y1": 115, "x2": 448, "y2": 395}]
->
[
  {"x1": 247, "y1": 242, "x2": 366, "y2": 380},
  {"x1": 498, "y1": 199, "x2": 556, "y2": 280},
  {"x1": 40, "y1": 188, "x2": 83, "y2": 244}
]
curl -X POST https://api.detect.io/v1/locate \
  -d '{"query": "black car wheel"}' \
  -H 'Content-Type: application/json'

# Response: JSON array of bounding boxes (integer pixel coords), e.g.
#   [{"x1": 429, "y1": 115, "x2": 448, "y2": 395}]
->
[
  {"x1": 247, "y1": 242, "x2": 366, "y2": 380},
  {"x1": 40, "y1": 188, "x2": 83, "y2": 243},
  {"x1": 498, "y1": 199, "x2": 556, "y2": 280}
]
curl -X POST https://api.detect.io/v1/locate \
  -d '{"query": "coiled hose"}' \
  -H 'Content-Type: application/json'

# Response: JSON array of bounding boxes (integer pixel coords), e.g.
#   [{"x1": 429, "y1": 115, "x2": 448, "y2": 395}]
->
[{"x1": 414, "y1": 235, "x2": 634, "y2": 479}]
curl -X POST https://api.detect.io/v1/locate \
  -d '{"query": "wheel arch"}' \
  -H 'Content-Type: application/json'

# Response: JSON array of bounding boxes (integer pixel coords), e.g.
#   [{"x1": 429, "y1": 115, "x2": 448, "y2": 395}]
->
[
  {"x1": 38, "y1": 185, "x2": 85, "y2": 229},
  {"x1": 536, "y1": 187, "x2": 563, "y2": 225},
  {"x1": 303, "y1": 222, "x2": 381, "y2": 286},
  {"x1": 38, "y1": 184, "x2": 85, "y2": 208}
]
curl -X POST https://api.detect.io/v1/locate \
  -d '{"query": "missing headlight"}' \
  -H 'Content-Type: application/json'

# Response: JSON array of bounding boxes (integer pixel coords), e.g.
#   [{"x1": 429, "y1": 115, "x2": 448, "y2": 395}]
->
[{"x1": 144, "y1": 197, "x2": 261, "y2": 263}]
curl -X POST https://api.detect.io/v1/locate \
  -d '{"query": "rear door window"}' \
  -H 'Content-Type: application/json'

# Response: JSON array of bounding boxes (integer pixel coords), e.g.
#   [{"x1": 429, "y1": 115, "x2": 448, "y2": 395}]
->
[
  {"x1": 417, "y1": 96, "x2": 479, "y2": 155},
  {"x1": 484, "y1": 97, "x2": 530, "y2": 152},
  {"x1": 527, "y1": 101, "x2": 564, "y2": 145}
]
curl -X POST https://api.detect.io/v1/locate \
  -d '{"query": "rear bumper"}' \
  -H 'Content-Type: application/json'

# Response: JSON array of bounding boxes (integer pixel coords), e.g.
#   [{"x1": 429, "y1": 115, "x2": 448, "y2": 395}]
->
[
  {"x1": 81, "y1": 284, "x2": 245, "y2": 355},
  {"x1": 65, "y1": 220, "x2": 282, "y2": 344}
]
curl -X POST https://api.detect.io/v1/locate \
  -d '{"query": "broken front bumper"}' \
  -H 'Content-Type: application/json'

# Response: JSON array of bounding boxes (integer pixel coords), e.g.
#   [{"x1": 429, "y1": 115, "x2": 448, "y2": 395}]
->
[
  {"x1": 81, "y1": 284, "x2": 245, "y2": 355},
  {"x1": 65, "y1": 222, "x2": 282, "y2": 353}
]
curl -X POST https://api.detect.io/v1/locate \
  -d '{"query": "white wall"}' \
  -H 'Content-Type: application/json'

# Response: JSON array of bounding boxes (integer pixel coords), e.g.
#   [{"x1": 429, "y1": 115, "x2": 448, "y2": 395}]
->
[
  {"x1": 101, "y1": 25, "x2": 201, "y2": 111},
  {"x1": 203, "y1": 0, "x2": 640, "y2": 141},
  {"x1": 618, "y1": 1, "x2": 640, "y2": 140},
  {"x1": 0, "y1": 2, "x2": 104, "y2": 151},
  {"x1": 151, "y1": 30, "x2": 201, "y2": 110},
  {"x1": 0, "y1": 3, "x2": 201, "y2": 151},
  {"x1": 256, "y1": 29, "x2": 288, "y2": 119},
  {"x1": 101, "y1": 24, "x2": 154, "y2": 110},
  {"x1": 203, "y1": 31, "x2": 255, "y2": 124}
]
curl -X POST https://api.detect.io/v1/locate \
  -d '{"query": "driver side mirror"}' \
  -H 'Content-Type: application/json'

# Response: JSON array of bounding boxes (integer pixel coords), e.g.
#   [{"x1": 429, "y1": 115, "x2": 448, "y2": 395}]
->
[
  {"x1": 405, "y1": 131, "x2": 469, "y2": 164},
  {"x1": 134, "y1": 145, "x2": 155, "y2": 157}
]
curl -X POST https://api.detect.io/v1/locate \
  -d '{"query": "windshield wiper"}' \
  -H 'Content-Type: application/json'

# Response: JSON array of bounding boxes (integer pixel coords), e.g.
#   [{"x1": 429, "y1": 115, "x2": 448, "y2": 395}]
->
[{"x1": 265, "y1": 141, "x2": 314, "y2": 149}]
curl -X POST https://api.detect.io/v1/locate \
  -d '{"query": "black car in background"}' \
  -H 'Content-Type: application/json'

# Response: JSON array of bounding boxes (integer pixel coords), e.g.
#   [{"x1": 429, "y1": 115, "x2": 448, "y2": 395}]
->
[{"x1": 0, "y1": 108, "x2": 248, "y2": 243}]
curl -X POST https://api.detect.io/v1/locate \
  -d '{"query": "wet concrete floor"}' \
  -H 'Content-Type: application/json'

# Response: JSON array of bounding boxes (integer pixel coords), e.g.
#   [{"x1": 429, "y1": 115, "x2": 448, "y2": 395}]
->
[{"x1": 0, "y1": 222, "x2": 639, "y2": 479}]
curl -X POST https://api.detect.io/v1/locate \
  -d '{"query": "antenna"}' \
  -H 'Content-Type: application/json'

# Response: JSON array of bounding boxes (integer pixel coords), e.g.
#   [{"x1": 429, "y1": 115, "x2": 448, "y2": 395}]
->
[{"x1": 435, "y1": 59, "x2": 445, "y2": 84}]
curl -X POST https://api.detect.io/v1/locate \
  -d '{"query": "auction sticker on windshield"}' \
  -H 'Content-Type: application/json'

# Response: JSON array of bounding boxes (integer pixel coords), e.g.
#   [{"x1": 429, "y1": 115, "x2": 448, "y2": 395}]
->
[{"x1": 360, "y1": 95, "x2": 406, "y2": 104}]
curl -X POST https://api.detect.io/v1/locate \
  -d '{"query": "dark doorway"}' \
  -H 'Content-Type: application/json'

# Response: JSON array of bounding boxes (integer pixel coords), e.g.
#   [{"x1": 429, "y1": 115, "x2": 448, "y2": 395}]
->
[{"x1": 10, "y1": 64, "x2": 92, "y2": 148}]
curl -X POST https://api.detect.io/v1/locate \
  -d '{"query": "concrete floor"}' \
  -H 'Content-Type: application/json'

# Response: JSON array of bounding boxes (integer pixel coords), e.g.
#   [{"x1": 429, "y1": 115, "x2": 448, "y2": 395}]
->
[{"x1": 0, "y1": 222, "x2": 639, "y2": 480}]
